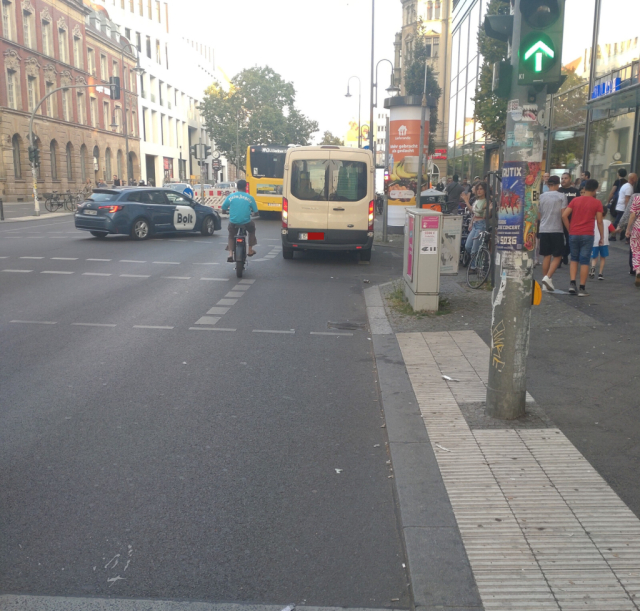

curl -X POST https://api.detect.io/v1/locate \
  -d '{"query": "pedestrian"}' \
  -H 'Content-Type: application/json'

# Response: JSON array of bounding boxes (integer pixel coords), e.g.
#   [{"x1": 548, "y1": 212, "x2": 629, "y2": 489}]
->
[
  {"x1": 611, "y1": 173, "x2": 637, "y2": 238},
  {"x1": 561, "y1": 178, "x2": 604, "y2": 296},
  {"x1": 589, "y1": 216, "x2": 613, "y2": 281},
  {"x1": 542, "y1": 172, "x2": 550, "y2": 193},
  {"x1": 445, "y1": 174, "x2": 465, "y2": 212},
  {"x1": 461, "y1": 182, "x2": 488, "y2": 269},
  {"x1": 606, "y1": 167, "x2": 627, "y2": 223},
  {"x1": 538, "y1": 175, "x2": 567, "y2": 292},
  {"x1": 559, "y1": 172, "x2": 580, "y2": 264},
  {"x1": 83, "y1": 178, "x2": 93, "y2": 196},
  {"x1": 580, "y1": 170, "x2": 591, "y2": 191},
  {"x1": 624, "y1": 192, "x2": 640, "y2": 286},
  {"x1": 113, "y1": 174, "x2": 121, "y2": 187}
]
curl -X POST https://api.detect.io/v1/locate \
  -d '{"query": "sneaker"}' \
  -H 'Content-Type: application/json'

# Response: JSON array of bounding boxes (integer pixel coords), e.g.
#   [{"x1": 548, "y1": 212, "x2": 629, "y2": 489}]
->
[
  {"x1": 578, "y1": 287, "x2": 589, "y2": 297},
  {"x1": 569, "y1": 281, "x2": 577, "y2": 295},
  {"x1": 542, "y1": 275, "x2": 555, "y2": 292},
  {"x1": 598, "y1": 274, "x2": 604, "y2": 281},
  {"x1": 589, "y1": 267, "x2": 596, "y2": 279}
]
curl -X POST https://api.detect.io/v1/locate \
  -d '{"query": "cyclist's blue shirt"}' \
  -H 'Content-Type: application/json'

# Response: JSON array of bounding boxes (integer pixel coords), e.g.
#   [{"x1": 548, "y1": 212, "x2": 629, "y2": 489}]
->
[{"x1": 222, "y1": 192, "x2": 258, "y2": 225}]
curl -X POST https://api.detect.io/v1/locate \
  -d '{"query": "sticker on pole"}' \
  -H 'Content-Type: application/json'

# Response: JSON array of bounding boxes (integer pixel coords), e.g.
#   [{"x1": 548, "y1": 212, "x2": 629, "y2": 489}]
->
[{"x1": 497, "y1": 162, "x2": 526, "y2": 251}]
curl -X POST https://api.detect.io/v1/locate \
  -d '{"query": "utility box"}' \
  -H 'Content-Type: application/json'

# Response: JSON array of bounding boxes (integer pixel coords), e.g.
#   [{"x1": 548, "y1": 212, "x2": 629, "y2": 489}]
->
[
  {"x1": 403, "y1": 209, "x2": 442, "y2": 311},
  {"x1": 440, "y1": 215, "x2": 463, "y2": 275}
]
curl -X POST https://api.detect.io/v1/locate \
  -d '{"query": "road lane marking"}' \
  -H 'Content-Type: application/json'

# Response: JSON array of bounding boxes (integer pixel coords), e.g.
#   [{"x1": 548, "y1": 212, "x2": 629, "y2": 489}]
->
[
  {"x1": 72, "y1": 323, "x2": 117, "y2": 327},
  {"x1": 216, "y1": 299, "x2": 237, "y2": 305},
  {"x1": 192, "y1": 262, "x2": 219, "y2": 265},
  {"x1": 20, "y1": 256, "x2": 44, "y2": 259},
  {"x1": 195, "y1": 316, "x2": 220, "y2": 325},
  {"x1": 120, "y1": 260, "x2": 146, "y2": 263},
  {"x1": 253, "y1": 329, "x2": 295, "y2": 334},
  {"x1": 206, "y1": 307, "x2": 230, "y2": 315},
  {"x1": 225, "y1": 292, "x2": 245, "y2": 298},
  {"x1": 2, "y1": 269, "x2": 33, "y2": 273},
  {"x1": 232, "y1": 285, "x2": 251, "y2": 291},
  {"x1": 201, "y1": 278, "x2": 228, "y2": 281},
  {"x1": 51, "y1": 257, "x2": 78, "y2": 260},
  {"x1": 189, "y1": 327, "x2": 236, "y2": 332},
  {"x1": 310, "y1": 332, "x2": 354, "y2": 336},
  {"x1": 162, "y1": 276, "x2": 191, "y2": 280},
  {"x1": 133, "y1": 325, "x2": 174, "y2": 330},
  {"x1": 50, "y1": 236, "x2": 68, "y2": 239},
  {"x1": 41, "y1": 271, "x2": 74, "y2": 274},
  {"x1": 10, "y1": 320, "x2": 57, "y2": 325},
  {"x1": 87, "y1": 258, "x2": 111, "y2": 261},
  {"x1": 120, "y1": 274, "x2": 150, "y2": 278},
  {"x1": 153, "y1": 261, "x2": 180, "y2": 265},
  {"x1": 238, "y1": 279, "x2": 255, "y2": 284},
  {"x1": 83, "y1": 273, "x2": 112, "y2": 276}
]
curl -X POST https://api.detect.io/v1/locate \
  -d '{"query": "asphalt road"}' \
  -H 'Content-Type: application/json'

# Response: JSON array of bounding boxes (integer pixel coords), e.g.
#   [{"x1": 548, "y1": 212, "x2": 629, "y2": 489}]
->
[{"x1": 0, "y1": 217, "x2": 409, "y2": 608}]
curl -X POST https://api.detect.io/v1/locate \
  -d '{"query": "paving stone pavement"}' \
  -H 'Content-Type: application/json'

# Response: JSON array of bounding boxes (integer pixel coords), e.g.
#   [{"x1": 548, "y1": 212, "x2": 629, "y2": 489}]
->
[{"x1": 397, "y1": 330, "x2": 640, "y2": 610}]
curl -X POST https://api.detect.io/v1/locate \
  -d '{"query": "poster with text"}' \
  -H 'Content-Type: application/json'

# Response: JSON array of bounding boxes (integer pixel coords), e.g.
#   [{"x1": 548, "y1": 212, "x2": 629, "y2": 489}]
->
[{"x1": 497, "y1": 162, "x2": 526, "y2": 251}]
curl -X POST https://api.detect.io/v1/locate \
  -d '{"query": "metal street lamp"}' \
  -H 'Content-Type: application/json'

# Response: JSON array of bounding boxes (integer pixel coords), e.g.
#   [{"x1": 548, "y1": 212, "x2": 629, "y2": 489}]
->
[
  {"x1": 119, "y1": 42, "x2": 144, "y2": 185},
  {"x1": 373, "y1": 59, "x2": 400, "y2": 163},
  {"x1": 345, "y1": 76, "x2": 362, "y2": 148}
]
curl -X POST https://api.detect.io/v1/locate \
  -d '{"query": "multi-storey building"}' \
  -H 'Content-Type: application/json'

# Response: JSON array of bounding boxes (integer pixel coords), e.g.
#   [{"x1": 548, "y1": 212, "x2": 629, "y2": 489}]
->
[
  {"x1": 1, "y1": 0, "x2": 141, "y2": 201},
  {"x1": 394, "y1": 0, "x2": 452, "y2": 181},
  {"x1": 97, "y1": 0, "x2": 217, "y2": 187}
]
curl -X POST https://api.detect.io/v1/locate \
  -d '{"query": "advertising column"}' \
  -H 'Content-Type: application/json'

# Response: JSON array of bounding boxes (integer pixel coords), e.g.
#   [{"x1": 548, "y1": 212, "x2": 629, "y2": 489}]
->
[{"x1": 386, "y1": 100, "x2": 430, "y2": 227}]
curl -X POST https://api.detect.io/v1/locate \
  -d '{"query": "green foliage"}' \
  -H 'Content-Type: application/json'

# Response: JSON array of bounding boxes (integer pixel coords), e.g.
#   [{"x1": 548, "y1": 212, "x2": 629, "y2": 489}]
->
[
  {"x1": 403, "y1": 21, "x2": 443, "y2": 153},
  {"x1": 319, "y1": 130, "x2": 344, "y2": 145},
  {"x1": 200, "y1": 66, "x2": 318, "y2": 172},
  {"x1": 472, "y1": 0, "x2": 510, "y2": 142}
]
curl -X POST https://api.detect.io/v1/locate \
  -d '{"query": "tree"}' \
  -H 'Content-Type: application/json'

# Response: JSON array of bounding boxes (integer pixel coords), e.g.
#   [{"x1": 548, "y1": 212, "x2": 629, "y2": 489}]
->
[
  {"x1": 472, "y1": 0, "x2": 510, "y2": 142},
  {"x1": 200, "y1": 66, "x2": 318, "y2": 172},
  {"x1": 403, "y1": 21, "x2": 443, "y2": 154},
  {"x1": 319, "y1": 130, "x2": 344, "y2": 145}
]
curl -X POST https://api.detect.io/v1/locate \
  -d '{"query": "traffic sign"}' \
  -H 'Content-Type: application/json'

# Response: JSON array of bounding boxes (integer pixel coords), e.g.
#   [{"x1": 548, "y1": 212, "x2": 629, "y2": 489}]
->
[
  {"x1": 520, "y1": 33, "x2": 556, "y2": 74},
  {"x1": 183, "y1": 186, "x2": 194, "y2": 198}
]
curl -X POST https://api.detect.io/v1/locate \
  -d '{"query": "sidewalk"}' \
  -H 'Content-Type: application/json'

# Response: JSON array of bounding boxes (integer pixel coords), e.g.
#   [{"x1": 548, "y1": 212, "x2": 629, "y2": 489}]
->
[
  {"x1": 0, "y1": 200, "x2": 74, "y2": 222},
  {"x1": 368, "y1": 239, "x2": 640, "y2": 609}
]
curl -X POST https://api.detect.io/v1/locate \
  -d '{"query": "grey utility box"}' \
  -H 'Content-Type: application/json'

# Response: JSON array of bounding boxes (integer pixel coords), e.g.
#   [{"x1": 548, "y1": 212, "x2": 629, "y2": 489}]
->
[
  {"x1": 440, "y1": 215, "x2": 463, "y2": 275},
  {"x1": 403, "y1": 209, "x2": 442, "y2": 311}
]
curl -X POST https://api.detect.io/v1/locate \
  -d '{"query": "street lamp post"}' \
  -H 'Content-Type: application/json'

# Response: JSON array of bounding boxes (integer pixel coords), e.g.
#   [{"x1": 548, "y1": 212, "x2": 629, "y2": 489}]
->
[
  {"x1": 345, "y1": 76, "x2": 362, "y2": 148},
  {"x1": 370, "y1": 0, "x2": 375, "y2": 152},
  {"x1": 373, "y1": 58, "x2": 400, "y2": 164},
  {"x1": 119, "y1": 42, "x2": 144, "y2": 185}
]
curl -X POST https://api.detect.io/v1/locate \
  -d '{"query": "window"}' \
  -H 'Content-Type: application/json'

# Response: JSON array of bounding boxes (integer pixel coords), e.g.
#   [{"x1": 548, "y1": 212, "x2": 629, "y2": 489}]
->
[
  {"x1": 165, "y1": 42, "x2": 168, "y2": 69},
  {"x1": 50, "y1": 141, "x2": 58, "y2": 180},
  {"x1": 135, "y1": 31, "x2": 141, "y2": 52},
  {"x1": 291, "y1": 160, "x2": 367, "y2": 201},
  {"x1": 147, "y1": 0, "x2": 152, "y2": 18},
  {"x1": 87, "y1": 48, "x2": 96, "y2": 75},
  {"x1": 62, "y1": 88, "x2": 70, "y2": 121},
  {"x1": 2, "y1": 0, "x2": 14, "y2": 41},
  {"x1": 115, "y1": 106, "x2": 121, "y2": 133},
  {"x1": 433, "y1": 37, "x2": 440, "y2": 57},
  {"x1": 131, "y1": 111, "x2": 137, "y2": 137},
  {"x1": 6, "y1": 68, "x2": 17, "y2": 109},
  {"x1": 66, "y1": 142, "x2": 73, "y2": 179},
  {"x1": 105, "y1": 148, "x2": 112, "y2": 179},
  {"x1": 164, "y1": 2, "x2": 168, "y2": 32},
  {"x1": 77, "y1": 92, "x2": 85, "y2": 124},
  {"x1": 58, "y1": 28, "x2": 68, "y2": 63},
  {"x1": 158, "y1": 80, "x2": 163, "y2": 105},
  {"x1": 130, "y1": 70, "x2": 135, "y2": 93},
  {"x1": 426, "y1": 1, "x2": 433, "y2": 21},
  {"x1": 100, "y1": 55, "x2": 107, "y2": 79},
  {"x1": 145, "y1": 35, "x2": 151, "y2": 58},
  {"x1": 27, "y1": 76, "x2": 37, "y2": 112},
  {"x1": 103, "y1": 101, "x2": 110, "y2": 129},
  {"x1": 45, "y1": 81, "x2": 55, "y2": 116},
  {"x1": 291, "y1": 159, "x2": 330, "y2": 200},
  {"x1": 12, "y1": 134, "x2": 21, "y2": 179},
  {"x1": 165, "y1": 192, "x2": 192, "y2": 205},
  {"x1": 23, "y1": 9, "x2": 33, "y2": 48},
  {"x1": 139, "y1": 0, "x2": 143, "y2": 16},
  {"x1": 155, "y1": 0, "x2": 160, "y2": 22},
  {"x1": 434, "y1": 1, "x2": 441, "y2": 19},
  {"x1": 129, "y1": 0, "x2": 134, "y2": 11},
  {"x1": 117, "y1": 150, "x2": 123, "y2": 177},
  {"x1": 90, "y1": 97, "x2": 97, "y2": 127},
  {"x1": 155, "y1": 39, "x2": 160, "y2": 64},
  {"x1": 112, "y1": 60, "x2": 118, "y2": 78},
  {"x1": 125, "y1": 27, "x2": 131, "y2": 40},
  {"x1": 42, "y1": 20, "x2": 52, "y2": 55},
  {"x1": 80, "y1": 144, "x2": 87, "y2": 180},
  {"x1": 73, "y1": 35, "x2": 82, "y2": 68}
]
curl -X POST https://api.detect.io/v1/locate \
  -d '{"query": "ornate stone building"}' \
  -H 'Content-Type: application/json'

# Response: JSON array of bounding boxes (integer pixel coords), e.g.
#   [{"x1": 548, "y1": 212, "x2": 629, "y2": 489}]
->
[{"x1": 0, "y1": 0, "x2": 141, "y2": 201}]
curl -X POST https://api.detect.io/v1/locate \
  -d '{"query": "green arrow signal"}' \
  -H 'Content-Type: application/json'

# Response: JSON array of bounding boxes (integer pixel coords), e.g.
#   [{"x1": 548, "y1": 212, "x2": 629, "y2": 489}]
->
[{"x1": 524, "y1": 40, "x2": 555, "y2": 72}]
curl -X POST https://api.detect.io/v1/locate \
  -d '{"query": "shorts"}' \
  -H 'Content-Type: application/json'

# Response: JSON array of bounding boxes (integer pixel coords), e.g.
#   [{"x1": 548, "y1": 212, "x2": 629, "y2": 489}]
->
[
  {"x1": 591, "y1": 245, "x2": 609, "y2": 259},
  {"x1": 539, "y1": 233, "x2": 565, "y2": 257},
  {"x1": 569, "y1": 235, "x2": 595, "y2": 265}
]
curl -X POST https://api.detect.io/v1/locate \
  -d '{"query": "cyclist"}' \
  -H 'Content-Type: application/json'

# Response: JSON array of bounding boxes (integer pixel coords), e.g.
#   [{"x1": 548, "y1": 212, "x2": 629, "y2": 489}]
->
[{"x1": 221, "y1": 179, "x2": 258, "y2": 262}]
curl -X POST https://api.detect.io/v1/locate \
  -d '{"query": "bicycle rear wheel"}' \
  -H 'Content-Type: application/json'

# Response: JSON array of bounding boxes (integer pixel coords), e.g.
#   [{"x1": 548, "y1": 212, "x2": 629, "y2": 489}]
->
[
  {"x1": 44, "y1": 198, "x2": 54, "y2": 213},
  {"x1": 64, "y1": 195, "x2": 77, "y2": 212},
  {"x1": 467, "y1": 247, "x2": 491, "y2": 289}
]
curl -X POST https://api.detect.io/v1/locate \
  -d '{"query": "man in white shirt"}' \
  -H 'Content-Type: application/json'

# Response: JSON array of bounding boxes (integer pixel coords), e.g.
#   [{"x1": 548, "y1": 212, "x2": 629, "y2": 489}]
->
[{"x1": 614, "y1": 173, "x2": 637, "y2": 230}]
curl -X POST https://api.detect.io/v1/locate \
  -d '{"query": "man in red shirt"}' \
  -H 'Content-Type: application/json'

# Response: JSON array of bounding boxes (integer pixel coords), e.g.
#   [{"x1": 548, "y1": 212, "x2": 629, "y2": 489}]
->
[{"x1": 562, "y1": 179, "x2": 604, "y2": 296}]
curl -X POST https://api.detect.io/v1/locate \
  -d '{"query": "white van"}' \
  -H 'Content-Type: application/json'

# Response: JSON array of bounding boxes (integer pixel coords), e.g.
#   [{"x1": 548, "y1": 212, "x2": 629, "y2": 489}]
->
[{"x1": 281, "y1": 146, "x2": 375, "y2": 261}]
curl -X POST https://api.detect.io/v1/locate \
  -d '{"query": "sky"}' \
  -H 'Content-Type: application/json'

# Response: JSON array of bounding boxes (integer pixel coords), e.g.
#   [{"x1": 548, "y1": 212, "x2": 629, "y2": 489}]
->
[{"x1": 173, "y1": 0, "x2": 402, "y2": 143}]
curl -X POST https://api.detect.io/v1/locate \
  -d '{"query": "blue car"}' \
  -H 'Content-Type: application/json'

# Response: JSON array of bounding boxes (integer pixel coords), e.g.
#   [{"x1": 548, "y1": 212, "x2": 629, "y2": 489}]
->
[{"x1": 74, "y1": 187, "x2": 222, "y2": 240}]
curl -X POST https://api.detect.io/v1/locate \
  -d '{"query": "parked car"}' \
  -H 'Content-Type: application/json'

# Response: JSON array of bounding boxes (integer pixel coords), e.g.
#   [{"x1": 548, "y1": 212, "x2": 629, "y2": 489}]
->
[
  {"x1": 74, "y1": 187, "x2": 222, "y2": 240},
  {"x1": 215, "y1": 182, "x2": 237, "y2": 197}
]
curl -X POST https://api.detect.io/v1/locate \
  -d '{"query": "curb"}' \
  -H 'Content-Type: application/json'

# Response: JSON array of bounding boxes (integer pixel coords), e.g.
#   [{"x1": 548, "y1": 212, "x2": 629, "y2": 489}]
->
[{"x1": 365, "y1": 286, "x2": 483, "y2": 611}]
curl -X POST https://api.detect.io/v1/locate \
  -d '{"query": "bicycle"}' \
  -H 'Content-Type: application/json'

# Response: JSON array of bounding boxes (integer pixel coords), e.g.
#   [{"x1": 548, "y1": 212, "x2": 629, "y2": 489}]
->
[
  {"x1": 44, "y1": 191, "x2": 64, "y2": 213},
  {"x1": 64, "y1": 190, "x2": 81, "y2": 212},
  {"x1": 466, "y1": 230, "x2": 492, "y2": 289}
]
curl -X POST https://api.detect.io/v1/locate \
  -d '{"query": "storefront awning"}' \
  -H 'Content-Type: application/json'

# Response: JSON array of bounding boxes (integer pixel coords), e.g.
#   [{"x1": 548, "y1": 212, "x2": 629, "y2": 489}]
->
[{"x1": 586, "y1": 82, "x2": 640, "y2": 111}]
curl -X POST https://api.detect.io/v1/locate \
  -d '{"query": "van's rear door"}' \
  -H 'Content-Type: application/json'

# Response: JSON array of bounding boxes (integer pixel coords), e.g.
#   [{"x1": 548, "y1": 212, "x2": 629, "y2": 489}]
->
[
  {"x1": 286, "y1": 152, "x2": 330, "y2": 230},
  {"x1": 327, "y1": 151, "x2": 372, "y2": 231}
]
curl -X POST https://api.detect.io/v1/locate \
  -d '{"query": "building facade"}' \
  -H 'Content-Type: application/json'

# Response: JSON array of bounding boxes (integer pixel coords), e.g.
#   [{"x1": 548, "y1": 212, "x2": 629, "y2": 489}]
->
[
  {"x1": 1, "y1": 0, "x2": 141, "y2": 201},
  {"x1": 97, "y1": 0, "x2": 216, "y2": 187},
  {"x1": 394, "y1": 0, "x2": 452, "y2": 181}
]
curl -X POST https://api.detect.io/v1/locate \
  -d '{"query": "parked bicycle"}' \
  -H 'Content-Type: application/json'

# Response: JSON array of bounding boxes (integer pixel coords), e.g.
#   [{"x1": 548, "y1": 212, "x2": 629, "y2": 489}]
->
[
  {"x1": 43, "y1": 190, "x2": 81, "y2": 213},
  {"x1": 466, "y1": 230, "x2": 492, "y2": 289}
]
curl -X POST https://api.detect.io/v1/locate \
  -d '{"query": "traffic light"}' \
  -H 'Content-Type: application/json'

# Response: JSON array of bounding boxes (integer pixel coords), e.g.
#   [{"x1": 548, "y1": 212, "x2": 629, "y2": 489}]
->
[
  {"x1": 517, "y1": 0, "x2": 565, "y2": 86},
  {"x1": 190, "y1": 144, "x2": 198, "y2": 158},
  {"x1": 204, "y1": 145, "x2": 211, "y2": 158},
  {"x1": 28, "y1": 146, "x2": 35, "y2": 164},
  {"x1": 28, "y1": 146, "x2": 40, "y2": 167},
  {"x1": 109, "y1": 76, "x2": 121, "y2": 100}
]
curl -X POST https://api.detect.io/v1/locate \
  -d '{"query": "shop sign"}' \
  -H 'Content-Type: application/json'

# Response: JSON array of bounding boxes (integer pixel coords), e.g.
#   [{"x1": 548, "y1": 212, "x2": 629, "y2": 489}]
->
[
  {"x1": 592, "y1": 78, "x2": 621, "y2": 99},
  {"x1": 430, "y1": 148, "x2": 447, "y2": 160}
]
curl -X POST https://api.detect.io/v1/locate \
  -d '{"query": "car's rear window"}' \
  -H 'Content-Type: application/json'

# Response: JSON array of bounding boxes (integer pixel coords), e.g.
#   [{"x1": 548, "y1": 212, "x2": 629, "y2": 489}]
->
[{"x1": 87, "y1": 191, "x2": 119, "y2": 202}]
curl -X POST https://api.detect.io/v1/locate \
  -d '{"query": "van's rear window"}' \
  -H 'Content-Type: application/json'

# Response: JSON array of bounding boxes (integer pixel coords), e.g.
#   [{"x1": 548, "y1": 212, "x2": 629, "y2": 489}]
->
[{"x1": 291, "y1": 160, "x2": 368, "y2": 202}]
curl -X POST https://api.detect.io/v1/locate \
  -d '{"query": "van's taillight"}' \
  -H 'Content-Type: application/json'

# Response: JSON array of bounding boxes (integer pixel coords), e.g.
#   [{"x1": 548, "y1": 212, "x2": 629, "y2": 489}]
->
[
  {"x1": 368, "y1": 200, "x2": 374, "y2": 230},
  {"x1": 282, "y1": 197, "x2": 288, "y2": 228},
  {"x1": 99, "y1": 205, "x2": 124, "y2": 213}
]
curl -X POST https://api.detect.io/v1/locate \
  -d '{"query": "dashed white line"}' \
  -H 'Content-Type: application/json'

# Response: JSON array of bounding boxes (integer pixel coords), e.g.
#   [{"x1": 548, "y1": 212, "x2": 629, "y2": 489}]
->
[
  {"x1": 51, "y1": 257, "x2": 78, "y2": 260},
  {"x1": 192, "y1": 262, "x2": 219, "y2": 265},
  {"x1": 83, "y1": 272, "x2": 112, "y2": 276},
  {"x1": 2, "y1": 269, "x2": 33, "y2": 273},
  {"x1": 41, "y1": 271, "x2": 74, "y2": 274},
  {"x1": 238, "y1": 279, "x2": 255, "y2": 284},
  {"x1": 162, "y1": 276, "x2": 191, "y2": 280},
  {"x1": 120, "y1": 274, "x2": 150, "y2": 278},
  {"x1": 231, "y1": 285, "x2": 251, "y2": 291},
  {"x1": 153, "y1": 261, "x2": 180, "y2": 265},
  {"x1": 310, "y1": 332, "x2": 354, "y2": 336},
  {"x1": 189, "y1": 327, "x2": 236, "y2": 332},
  {"x1": 217, "y1": 299, "x2": 237, "y2": 305},
  {"x1": 200, "y1": 278, "x2": 228, "y2": 282},
  {"x1": 10, "y1": 320, "x2": 57, "y2": 325},
  {"x1": 225, "y1": 292, "x2": 245, "y2": 298},
  {"x1": 206, "y1": 307, "x2": 230, "y2": 315},
  {"x1": 132, "y1": 325, "x2": 174, "y2": 330},
  {"x1": 0, "y1": 256, "x2": 9, "y2": 259},
  {"x1": 87, "y1": 258, "x2": 112, "y2": 262},
  {"x1": 120, "y1": 260, "x2": 146, "y2": 263},
  {"x1": 72, "y1": 323, "x2": 117, "y2": 328},
  {"x1": 253, "y1": 329, "x2": 295, "y2": 334},
  {"x1": 20, "y1": 256, "x2": 44, "y2": 259},
  {"x1": 195, "y1": 316, "x2": 220, "y2": 326}
]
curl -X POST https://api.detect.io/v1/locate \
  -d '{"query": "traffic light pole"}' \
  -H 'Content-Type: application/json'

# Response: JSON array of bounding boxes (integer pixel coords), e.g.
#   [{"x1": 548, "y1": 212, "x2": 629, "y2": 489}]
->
[
  {"x1": 486, "y1": 0, "x2": 546, "y2": 419},
  {"x1": 199, "y1": 134, "x2": 204, "y2": 205}
]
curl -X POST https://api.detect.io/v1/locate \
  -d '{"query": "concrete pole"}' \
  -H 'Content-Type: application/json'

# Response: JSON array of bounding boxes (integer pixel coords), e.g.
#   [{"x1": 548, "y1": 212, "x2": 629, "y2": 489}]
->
[
  {"x1": 485, "y1": 0, "x2": 545, "y2": 419},
  {"x1": 383, "y1": 114, "x2": 390, "y2": 242},
  {"x1": 415, "y1": 62, "x2": 428, "y2": 209},
  {"x1": 199, "y1": 133, "x2": 204, "y2": 205},
  {"x1": 369, "y1": 0, "x2": 375, "y2": 152}
]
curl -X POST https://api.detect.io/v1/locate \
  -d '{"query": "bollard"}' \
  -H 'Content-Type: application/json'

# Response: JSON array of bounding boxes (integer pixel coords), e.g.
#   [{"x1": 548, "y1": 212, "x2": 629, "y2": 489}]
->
[{"x1": 0, "y1": 198, "x2": 4, "y2": 221}]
